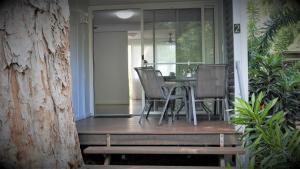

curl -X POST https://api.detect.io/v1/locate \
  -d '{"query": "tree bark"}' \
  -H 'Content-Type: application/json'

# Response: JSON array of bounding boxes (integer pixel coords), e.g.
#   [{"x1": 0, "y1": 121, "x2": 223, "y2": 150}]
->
[{"x1": 0, "y1": 0, "x2": 84, "y2": 168}]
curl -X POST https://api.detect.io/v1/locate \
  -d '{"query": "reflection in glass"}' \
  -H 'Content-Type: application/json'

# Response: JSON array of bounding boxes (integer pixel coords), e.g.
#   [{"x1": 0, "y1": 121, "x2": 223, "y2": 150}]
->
[
  {"x1": 176, "y1": 8, "x2": 202, "y2": 77},
  {"x1": 204, "y1": 8, "x2": 215, "y2": 64},
  {"x1": 144, "y1": 8, "x2": 215, "y2": 77}
]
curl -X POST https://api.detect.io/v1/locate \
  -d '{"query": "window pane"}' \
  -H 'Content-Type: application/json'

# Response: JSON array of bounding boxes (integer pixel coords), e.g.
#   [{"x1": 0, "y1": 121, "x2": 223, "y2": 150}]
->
[
  {"x1": 176, "y1": 8, "x2": 202, "y2": 76},
  {"x1": 143, "y1": 10, "x2": 154, "y2": 64},
  {"x1": 204, "y1": 8, "x2": 215, "y2": 64},
  {"x1": 155, "y1": 10, "x2": 176, "y2": 76},
  {"x1": 143, "y1": 8, "x2": 216, "y2": 77}
]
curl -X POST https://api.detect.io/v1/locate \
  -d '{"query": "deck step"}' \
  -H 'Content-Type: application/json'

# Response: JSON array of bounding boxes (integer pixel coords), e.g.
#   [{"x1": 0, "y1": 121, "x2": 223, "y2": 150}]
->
[
  {"x1": 84, "y1": 146, "x2": 244, "y2": 155},
  {"x1": 86, "y1": 165, "x2": 232, "y2": 169}
]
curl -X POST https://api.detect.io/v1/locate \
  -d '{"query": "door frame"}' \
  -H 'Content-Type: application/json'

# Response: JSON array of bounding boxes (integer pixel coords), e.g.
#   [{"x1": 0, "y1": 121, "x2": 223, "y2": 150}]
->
[{"x1": 88, "y1": 0, "x2": 223, "y2": 116}]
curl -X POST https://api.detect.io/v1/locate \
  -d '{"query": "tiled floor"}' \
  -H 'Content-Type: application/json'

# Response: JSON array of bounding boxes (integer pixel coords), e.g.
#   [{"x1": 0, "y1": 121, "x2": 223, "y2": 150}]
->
[
  {"x1": 95, "y1": 99, "x2": 143, "y2": 116},
  {"x1": 95, "y1": 99, "x2": 221, "y2": 118}
]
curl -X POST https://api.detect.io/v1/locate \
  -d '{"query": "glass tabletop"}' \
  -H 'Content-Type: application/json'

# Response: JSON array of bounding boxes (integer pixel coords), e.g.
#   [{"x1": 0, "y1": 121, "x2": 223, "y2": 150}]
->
[{"x1": 164, "y1": 76, "x2": 196, "y2": 82}]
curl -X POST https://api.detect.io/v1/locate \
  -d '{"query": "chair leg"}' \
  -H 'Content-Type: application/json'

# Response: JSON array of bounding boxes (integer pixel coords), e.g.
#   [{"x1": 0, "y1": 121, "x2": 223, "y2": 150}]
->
[
  {"x1": 224, "y1": 97, "x2": 230, "y2": 121},
  {"x1": 201, "y1": 102, "x2": 211, "y2": 121},
  {"x1": 190, "y1": 86, "x2": 197, "y2": 125},
  {"x1": 214, "y1": 100, "x2": 217, "y2": 116},
  {"x1": 175, "y1": 100, "x2": 185, "y2": 120},
  {"x1": 218, "y1": 99, "x2": 222, "y2": 121},
  {"x1": 145, "y1": 101, "x2": 154, "y2": 119},
  {"x1": 170, "y1": 100, "x2": 175, "y2": 122},
  {"x1": 184, "y1": 93, "x2": 189, "y2": 121},
  {"x1": 139, "y1": 101, "x2": 149, "y2": 124},
  {"x1": 221, "y1": 99, "x2": 225, "y2": 120},
  {"x1": 159, "y1": 98, "x2": 170, "y2": 125},
  {"x1": 188, "y1": 87, "x2": 192, "y2": 122},
  {"x1": 183, "y1": 88, "x2": 189, "y2": 121},
  {"x1": 164, "y1": 101, "x2": 170, "y2": 120}
]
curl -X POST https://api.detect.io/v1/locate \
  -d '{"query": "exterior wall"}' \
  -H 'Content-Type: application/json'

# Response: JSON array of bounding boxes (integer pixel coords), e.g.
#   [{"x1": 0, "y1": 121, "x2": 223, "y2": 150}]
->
[
  {"x1": 223, "y1": 0, "x2": 235, "y2": 107},
  {"x1": 69, "y1": 0, "x2": 91, "y2": 120}
]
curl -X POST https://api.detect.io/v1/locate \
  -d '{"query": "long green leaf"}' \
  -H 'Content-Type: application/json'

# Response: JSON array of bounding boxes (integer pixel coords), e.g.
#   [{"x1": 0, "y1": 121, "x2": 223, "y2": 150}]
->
[
  {"x1": 254, "y1": 92, "x2": 264, "y2": 114},
  {"x1": 261, "y1": 98, "x2": 278, "y2": 120}
]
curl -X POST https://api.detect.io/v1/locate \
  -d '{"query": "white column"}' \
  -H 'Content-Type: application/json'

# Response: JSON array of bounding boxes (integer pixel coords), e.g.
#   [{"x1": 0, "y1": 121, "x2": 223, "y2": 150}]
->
[
  {"x1": 233, "y1": 0, "x2": 248, "y2": 101},
  {"x1": 88, "y1": 7, "x2": 95, "y2": 117},
  {"x1": 232, "y1": 1, "x2": 249, "y2": 167}
]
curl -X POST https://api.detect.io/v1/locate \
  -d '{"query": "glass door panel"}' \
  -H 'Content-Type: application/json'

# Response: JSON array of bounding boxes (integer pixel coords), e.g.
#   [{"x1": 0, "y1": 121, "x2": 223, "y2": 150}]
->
[
  {"x1": 204, "y1": 8, "x2": 215, "y2": 64},
  {"x1": 155, "y1": 9, "x2": 176, "y2": 76},
  {"x1": 176, "y1": 8, "x2": 202, "y2": 76},
  {"x1": 143, "y1": 10, "x2": 154, "y2": 64},
  {"x1": 144, "y1": 7, "x2": 216, "y2": 77}
]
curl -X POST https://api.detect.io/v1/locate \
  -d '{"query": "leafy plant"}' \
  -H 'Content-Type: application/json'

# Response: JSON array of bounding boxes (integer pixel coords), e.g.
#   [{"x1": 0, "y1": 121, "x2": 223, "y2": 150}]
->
[
  {"x1": 231, "y1": 93, "x2": 300, "y2": 169},
  {"x1": 249, "y1": 54, "x2": 300, "y2": 125},
  {"x1": 248, "y1": 0, "x2": 300, "y2": 56},
  {"x1": 245, "y1": 2, "x2": 300, "y2": 167},
  {"x1": 258, "y1": 7, "x2": 300, "y2": 53},
  {"x1": 247, "y1": 0, "x2": 264, "y2": 59},
  {"x1": 270, "y1": 25, "x2": 295, "y2": 54}
]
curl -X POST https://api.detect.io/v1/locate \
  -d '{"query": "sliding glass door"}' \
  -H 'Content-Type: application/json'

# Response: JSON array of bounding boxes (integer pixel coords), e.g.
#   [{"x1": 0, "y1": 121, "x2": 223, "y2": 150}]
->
[
  {"x1": 143, "y1": 7, "x2": 218, "y2": 77},
  {"x1": 90, "y1": 2, "x2": 222, "y2": 115}
]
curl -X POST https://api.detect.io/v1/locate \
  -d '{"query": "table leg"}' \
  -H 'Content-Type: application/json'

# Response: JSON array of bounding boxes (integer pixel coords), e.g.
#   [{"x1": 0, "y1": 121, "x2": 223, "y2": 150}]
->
[
  {"x1": 183, "y1": 87, "x2": 189, "y2": 121},
  {"x1": 187, "y1": 86, "x2": 192, "y2": 123}
]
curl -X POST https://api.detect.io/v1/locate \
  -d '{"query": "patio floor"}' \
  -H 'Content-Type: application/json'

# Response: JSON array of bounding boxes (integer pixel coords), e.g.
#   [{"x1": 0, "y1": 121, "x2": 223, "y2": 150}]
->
[{"x1": 76, "y1": 116, "x2": 236, "y2": 135}]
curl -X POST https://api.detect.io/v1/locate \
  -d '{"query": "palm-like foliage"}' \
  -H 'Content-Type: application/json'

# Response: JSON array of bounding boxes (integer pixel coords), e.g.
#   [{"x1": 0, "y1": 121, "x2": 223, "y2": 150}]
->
[
  {"x1": 258, "y1": 7, "x2": 300, "y2": 53},
  {"x1": 231, "y1": 93, "x2": 300, "y2": 169},
  {"x1": 247, "y1": 0, "x2": 262, "y2": 59}
]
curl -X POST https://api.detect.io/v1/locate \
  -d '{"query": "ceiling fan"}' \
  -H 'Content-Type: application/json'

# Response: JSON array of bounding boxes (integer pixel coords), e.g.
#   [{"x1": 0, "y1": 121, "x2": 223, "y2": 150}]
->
[{"x1": 167, "y1": 32, "x2": 176, "y2": 44}]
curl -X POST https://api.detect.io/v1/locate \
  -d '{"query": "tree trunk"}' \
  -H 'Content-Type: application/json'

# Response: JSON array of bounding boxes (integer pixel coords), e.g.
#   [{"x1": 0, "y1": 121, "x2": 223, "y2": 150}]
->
[{"x1": 0, "y1": 0, "x2": 84, "y2": 168}]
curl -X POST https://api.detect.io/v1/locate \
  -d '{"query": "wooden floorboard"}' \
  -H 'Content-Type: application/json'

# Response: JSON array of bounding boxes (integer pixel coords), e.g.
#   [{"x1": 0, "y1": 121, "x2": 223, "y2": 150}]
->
[
  {"x1": 86, "y1": 165, "x2": 230, "y2": 169},
  {"x1": 76, "y1": 117, "x2": 236, "y2": 135},
  {"x1": 84, "y1": 146, "x2": 244, "y2": 155}
]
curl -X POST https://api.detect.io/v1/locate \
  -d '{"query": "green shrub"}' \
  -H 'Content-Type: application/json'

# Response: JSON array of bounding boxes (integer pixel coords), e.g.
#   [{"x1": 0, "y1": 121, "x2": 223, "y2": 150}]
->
[
  {"x1": 231, "y1": 93, "x2": 300, "y2": 169},
  {"x1": 249, "y1": 54, "x2": 300, "y2": 125}
]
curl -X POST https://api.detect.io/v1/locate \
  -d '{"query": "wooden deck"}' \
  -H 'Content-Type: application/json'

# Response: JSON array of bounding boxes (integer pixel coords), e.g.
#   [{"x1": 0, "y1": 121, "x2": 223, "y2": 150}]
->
[
  {"x1": 76, "y1": 116, "x2": 236, "y2": 135},
  {"x1": 77, "y1": 117, "x2": 242, "y2": 167},
  {"x1": 76, "y1": 116, "x2": 240, "y2": 146}
]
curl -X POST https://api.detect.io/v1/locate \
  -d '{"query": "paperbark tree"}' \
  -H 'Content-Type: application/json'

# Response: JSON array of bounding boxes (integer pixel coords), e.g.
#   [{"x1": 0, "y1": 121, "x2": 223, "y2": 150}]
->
[{"x1": 0, "y1": 0, "x2": 84, "y2": 168}]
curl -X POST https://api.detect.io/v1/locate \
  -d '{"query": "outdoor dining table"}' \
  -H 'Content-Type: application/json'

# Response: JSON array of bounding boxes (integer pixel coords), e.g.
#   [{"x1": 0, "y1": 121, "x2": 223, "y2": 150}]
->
[{"x1": 164, "y1": 76, "x2": 197, "y2": 125}]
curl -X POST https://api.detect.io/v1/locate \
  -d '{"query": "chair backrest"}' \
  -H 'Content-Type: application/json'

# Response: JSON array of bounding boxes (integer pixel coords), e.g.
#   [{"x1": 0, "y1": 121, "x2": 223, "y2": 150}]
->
[
  {"x1": 195, "y1": 64, "x2": 227, "y2": 98},
  {"x1": 134, "y1": 67, "x2": 165, "y2": 99},
  {"x1": 155, "y1": 70, "x2": 165, "y2": 86}
]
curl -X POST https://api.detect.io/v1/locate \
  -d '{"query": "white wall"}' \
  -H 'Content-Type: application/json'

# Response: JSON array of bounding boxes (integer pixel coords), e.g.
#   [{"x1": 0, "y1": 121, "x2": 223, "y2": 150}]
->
[
  {"x1": 128, "y1": 39, "x2": 142, "y2": 100},
  {"x1": 94, "y1": 31, "x2": 129, "y2": 104},
  {"x1": 69, "y1": 0, "x2": 91, "y2": 120}
]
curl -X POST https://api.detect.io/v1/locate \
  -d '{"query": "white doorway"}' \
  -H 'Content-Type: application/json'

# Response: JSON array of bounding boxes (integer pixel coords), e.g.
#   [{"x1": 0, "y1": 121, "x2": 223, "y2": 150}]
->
[{"x1": 93, "y1": 9, "x2": 143, "y2": 116}]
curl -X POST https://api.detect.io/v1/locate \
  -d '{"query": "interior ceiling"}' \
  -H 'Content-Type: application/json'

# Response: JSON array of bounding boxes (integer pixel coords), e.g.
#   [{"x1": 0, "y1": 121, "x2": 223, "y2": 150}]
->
[
  {"x1": 93, "y1": 9, "x2": 141, "y2": 25},
  {"x1": 93, "y1": 6, "x2": 201, "y2": 40},
  {"x1": 93, "y1": 9, "x2": 201, "y2": 25},
  {"x1": 93, "y1": 10, "x2": 168, "y2": 25}
]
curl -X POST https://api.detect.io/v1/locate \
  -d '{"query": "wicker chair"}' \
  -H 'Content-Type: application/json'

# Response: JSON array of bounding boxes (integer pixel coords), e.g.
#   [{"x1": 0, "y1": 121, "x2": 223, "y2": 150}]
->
[
  {"x1": 190, "y1": 64, "x2": 229, "y2": 124},
  {"x1": 135, "y1": 67, "x2": 187, "y2": 125}
]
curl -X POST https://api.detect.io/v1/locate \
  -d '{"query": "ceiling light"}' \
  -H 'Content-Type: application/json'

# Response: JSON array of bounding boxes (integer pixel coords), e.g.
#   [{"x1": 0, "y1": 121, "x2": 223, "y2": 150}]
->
[{"x1": 115, "y1": 10, "x2": 134, "y2": 19}]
